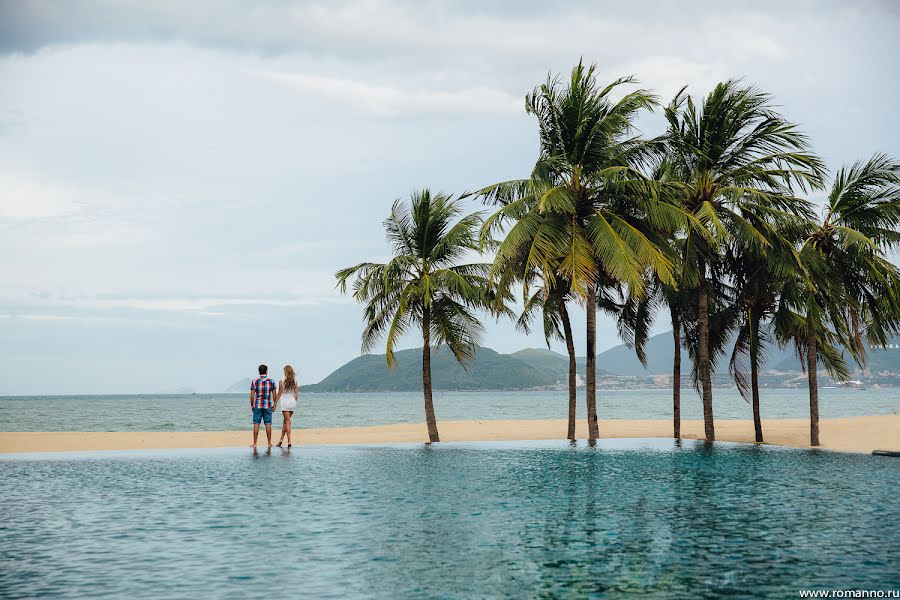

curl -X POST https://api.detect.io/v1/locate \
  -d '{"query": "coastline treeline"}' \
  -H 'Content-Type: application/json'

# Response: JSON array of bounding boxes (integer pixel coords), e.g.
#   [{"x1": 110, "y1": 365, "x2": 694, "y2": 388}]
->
[{"x1": 338, "y1": 62, "x2": 900, "y2": 446}]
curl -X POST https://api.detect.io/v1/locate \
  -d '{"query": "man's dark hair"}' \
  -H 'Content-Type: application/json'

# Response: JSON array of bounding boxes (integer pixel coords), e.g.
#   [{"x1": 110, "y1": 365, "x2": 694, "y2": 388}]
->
[{"x1": 258, "y1": 364, "x2": 268, "y2": 375}]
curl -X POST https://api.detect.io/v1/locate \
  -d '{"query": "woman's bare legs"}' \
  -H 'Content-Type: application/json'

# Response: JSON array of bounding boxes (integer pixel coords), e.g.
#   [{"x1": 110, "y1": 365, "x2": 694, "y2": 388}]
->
[
  {"x1": 284, "y1": 411, "x2": 293, "y2": 447},
  {"x1": 277, "y1": 414, "x2": 287, "y2": 447}
]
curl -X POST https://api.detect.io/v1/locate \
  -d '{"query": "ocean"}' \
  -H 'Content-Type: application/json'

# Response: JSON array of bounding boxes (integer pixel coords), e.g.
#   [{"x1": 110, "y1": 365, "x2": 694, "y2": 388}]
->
[{"x1": 1, "y1": 387, "x2": 897, "y2": 431}]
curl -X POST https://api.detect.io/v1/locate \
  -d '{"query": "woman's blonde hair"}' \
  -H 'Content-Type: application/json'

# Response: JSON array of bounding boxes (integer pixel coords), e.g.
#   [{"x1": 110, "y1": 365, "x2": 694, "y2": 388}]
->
[{"x1": 283, "y1": 365, "x2": 297, "y2": 391}]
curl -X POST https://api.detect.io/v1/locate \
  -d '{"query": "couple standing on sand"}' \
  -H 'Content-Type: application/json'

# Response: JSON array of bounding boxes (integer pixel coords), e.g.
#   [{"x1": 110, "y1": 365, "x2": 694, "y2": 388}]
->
[{"x1": 250, "y1": 364, "x2": 298, "y2": 448}]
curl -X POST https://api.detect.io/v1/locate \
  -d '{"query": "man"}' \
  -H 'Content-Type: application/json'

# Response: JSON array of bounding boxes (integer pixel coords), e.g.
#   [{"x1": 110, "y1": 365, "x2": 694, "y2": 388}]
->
[{"x1": 250, "y1": 364, "x2": 277, "y2": 448}]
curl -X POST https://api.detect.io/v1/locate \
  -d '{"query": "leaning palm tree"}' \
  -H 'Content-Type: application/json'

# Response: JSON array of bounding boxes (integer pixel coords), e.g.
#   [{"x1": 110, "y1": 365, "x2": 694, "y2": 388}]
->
[
  {"x1": 776, "y1": 154, "x2": 900, "y2": 446},
  {"x1": 336, "y1": 190, "x2": 501, "y2": 443},
  {"x1": 726, "y1": 213, "x2": 806, "y2": 443},
  {"x1": 478, "y1": 183, "x2": 580, "y2": 440},
  {"x1": 517, "y1": 277, "x2": 579, "y2": 440},
  {"x1": 618, "y1": 269, "x2": 689, "y2": 439},
  {"x1": 727, "y1": 255, "x2": 776, "y2": 444},
  {"x1": 476, "y1": 63, "x2": 677, "y2": 440},
  {"x1": 663, "y1": 80, "x2": 826, "y2": 441}
]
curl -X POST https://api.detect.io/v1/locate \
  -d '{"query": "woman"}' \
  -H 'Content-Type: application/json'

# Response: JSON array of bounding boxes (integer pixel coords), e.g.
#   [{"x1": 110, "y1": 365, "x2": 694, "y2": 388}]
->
[{"x1": 275, "y1": 365, "x2": 299, "y2": 448}]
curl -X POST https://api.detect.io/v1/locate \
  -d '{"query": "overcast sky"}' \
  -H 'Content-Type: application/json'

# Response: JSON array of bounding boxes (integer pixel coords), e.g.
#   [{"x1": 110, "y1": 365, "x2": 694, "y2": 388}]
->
[{"x1": 1, "y1": 0, "x2": 898, "y2": 394}]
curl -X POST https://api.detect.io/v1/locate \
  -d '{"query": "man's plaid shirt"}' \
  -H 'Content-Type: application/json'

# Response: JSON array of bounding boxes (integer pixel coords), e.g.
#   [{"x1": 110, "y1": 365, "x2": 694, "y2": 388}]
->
[{"x1": 251, "y1": 376, "x2": 276, "y2": 409}]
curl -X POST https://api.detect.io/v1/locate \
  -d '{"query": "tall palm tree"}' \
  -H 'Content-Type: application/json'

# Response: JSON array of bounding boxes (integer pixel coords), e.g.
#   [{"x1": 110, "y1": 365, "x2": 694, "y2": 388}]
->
[
  {"x1": 726, "y1": 213, "x2": 806, "y2": 443},
  {"x1": 476, "y1": 166, "x2": 580, "y2": 440},
  {"x1": 663, "y1": 80, "x2": 826, "y2": 441},
  {"x1": 617, "y1": 157, "x2": 694, "y2": 439},
  {"x1": 336, "y1": 190, "x2": 501, "y2": 443},
  {"x1": 476, "y1": 63, "x2": 676, "y2": 440},
  {"x1": 776, "y1": 154, "x2": 900, "y2": 446}
]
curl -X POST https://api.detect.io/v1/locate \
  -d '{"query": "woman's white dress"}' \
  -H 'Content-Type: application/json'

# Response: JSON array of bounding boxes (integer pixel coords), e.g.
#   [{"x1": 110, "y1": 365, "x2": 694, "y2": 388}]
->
[{"x1": 278, "y1": 380, "x2": 298, "y2": 412}]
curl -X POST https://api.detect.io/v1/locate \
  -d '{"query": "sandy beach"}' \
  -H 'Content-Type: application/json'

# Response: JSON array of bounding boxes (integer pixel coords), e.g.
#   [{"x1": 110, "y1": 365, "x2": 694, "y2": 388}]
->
[{"x1": 1, "y1": 415, "x2": 897, "y2": 454}]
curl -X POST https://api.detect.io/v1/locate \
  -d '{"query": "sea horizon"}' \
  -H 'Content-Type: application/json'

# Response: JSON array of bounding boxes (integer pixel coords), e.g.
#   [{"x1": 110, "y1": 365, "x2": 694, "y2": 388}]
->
[{"x1": 2, "y1": 387, "x2": 897, "y2": 433}]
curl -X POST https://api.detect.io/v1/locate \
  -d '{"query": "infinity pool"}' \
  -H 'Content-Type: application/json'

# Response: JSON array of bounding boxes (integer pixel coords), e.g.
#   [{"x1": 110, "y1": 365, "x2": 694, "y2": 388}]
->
[{"x1": 1, "y1": 440, "x2": 898, "y2": 598}]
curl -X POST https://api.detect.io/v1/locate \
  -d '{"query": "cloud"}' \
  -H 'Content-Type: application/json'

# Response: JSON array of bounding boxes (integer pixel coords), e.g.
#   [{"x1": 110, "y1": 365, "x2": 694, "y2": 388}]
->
[
  {"x1": 265, "y1": 71, "x2": 520, "y2": 116},
  {"x1": 1, "y1": 0, "x2": 897, "y2": 393},
  {"x1": 608, "y1": 56, "x2": 728, "y2": 103},
  {"x1": 0, "y1": 0, "x2": 817, "y2": 68},
  {"x1": 0, "y1": 168, "x2": 83, "y2": 219},
  {"x1": 94, "y1": 296, "x2": 338, "y2": 311},
  {"x1": 0, "y1": 282, "x2": 350, "y2": 317},
  {"x1": 17, "y1": 313, "x2": 129, "y2": 323}
]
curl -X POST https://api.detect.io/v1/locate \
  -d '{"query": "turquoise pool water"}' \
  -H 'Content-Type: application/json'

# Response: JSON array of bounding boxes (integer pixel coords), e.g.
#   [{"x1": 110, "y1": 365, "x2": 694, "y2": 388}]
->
[
  {"x1": 1, "y1": 387, "x2": 897, "y2": 431},
  {"x1": 1, "y1": 440, "x2": 898, "y2": 598}
]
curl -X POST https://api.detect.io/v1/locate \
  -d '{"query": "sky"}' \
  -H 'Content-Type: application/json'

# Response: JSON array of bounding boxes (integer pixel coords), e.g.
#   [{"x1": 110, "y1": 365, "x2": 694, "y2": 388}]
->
[{"x1": 1, "y1": 0, "x2": 898, "y2": 394}]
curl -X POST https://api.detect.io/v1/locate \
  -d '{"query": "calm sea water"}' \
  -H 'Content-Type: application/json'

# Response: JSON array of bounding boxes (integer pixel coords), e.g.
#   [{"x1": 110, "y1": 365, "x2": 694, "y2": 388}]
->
[
  {"x1": 1, "y1": 440, "x2": 897, "y2": 598},
  {"x1": 0, "y1": 388, "x2": 897, "y2": 431}
]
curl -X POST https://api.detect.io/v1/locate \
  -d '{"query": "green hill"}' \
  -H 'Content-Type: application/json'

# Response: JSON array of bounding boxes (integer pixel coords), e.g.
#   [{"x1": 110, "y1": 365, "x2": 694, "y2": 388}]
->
[
  {"x1": 511, "y1": 348, "x2": 616, "y2": 380},
  {"x1": 302, "y1": 346, "x2": 553, "y2": 392},
  {"x1": 226, "y1": 336, "x2": 900, "y2": 393},
  {"x1": 509, "y1": 348, "x2": 570, "y2": 380},
  {"x1": 595, "y1": 332, "x2": 678, "y2": 376}
]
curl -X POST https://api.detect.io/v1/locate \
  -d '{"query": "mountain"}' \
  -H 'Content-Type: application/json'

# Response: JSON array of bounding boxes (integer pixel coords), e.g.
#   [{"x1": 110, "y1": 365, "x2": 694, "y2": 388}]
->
[
  {"x1": 596, "y1": 331, "x2": 900, "y2": 378},
  {"x1": 224, "y1": 336, "x2": 900, "y2": 393},
  {"x1": 510, "y1": 348, "x2": 616, "y2": 380},
  {"x1": 773, "y1": 337, "x2": 900, "y2": 374},
  {"x1": 595, "y1": 330, "x2": 804, "y2": 377},
  {"x1": 863, "y1": 342, "x2": 900, "y2": 373},
  {"x1": 302, "y1": 346, "x2": 554, "y2": 392},
  {"x1": 594, "y1": 332, "x2": 677, "y2": 376},
  {"x1": 509, "y1": 348, "x2": 570, "y2": 381}
]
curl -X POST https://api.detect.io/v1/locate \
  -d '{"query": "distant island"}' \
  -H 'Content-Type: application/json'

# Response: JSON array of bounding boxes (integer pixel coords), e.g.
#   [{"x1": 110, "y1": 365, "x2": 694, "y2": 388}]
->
[{"x1": 223, "y1": 332, "x2": 900, "y2": 393}]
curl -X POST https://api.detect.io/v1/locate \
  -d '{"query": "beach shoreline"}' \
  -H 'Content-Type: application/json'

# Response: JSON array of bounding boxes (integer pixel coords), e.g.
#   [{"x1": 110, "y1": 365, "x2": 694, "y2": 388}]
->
[{"x1": 1, "y1": 415, "x2": 897, "y2": 455}]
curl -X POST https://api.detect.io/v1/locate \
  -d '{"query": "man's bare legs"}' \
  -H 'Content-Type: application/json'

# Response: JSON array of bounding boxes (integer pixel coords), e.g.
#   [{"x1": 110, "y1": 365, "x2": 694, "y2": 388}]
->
[
  {"x1": 252, "y1": 422, "x2": 260, "y2": 448},
  {"x1": 265, "y1": 423, "x2": 273, "y2": 447}
]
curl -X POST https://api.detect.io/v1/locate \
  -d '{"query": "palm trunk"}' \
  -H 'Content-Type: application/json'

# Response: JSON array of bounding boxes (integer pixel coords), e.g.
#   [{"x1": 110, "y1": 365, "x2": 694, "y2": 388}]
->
[
  {"x1": 586, "y1": 284, "x2": 599, "y2": 440},
  {"x1": 672, "y1": 310, "x2": 681, "y2": 439},
  {"x1": 422, "y1": 308, "x2": 440, "y2": 443},
  {"x1": 697, "y1": 258, "x2": 715, "y2": 441},
  {"x1": 560, "y1": 302, "x2": 577, "y2": 441},
  {"x1": 807, "y1": 318, "x2": 819, "y2": 447},
  {"x1": 749, "y1": 316, "x2": 763, "y2": 443}
]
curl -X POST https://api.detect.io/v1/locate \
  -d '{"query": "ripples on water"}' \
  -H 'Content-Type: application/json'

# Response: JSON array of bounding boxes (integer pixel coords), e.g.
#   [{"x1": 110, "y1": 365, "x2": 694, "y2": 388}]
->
[
  {"x1": 1, "y1": 440, "x2": 898, "y2": 598},
  {"x1": 1, "y1": 388, "x2": 898, "y2": 431}
]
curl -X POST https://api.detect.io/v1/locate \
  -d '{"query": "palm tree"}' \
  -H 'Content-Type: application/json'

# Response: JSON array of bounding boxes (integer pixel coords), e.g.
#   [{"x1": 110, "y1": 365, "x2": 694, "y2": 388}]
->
[
  {"x1": 616, "y1": 157, "x2": 695, "y2": 439},
  {"x1": 726, "y1": 213, "x2": 806, "y2": 443},
  {"x1": 476, "y1": 63, "x2": 676, "y2": 440},
  {"x1": 663, "y1": 80, "x2": 826, "y2": 441},
  {"x1": 475, "y1": 167, "x2": 579, "y2": 440},
  {"x1": 336, "y1": 189, "x2": 501, "y2": 443},
  {"x1": 518, "y1": 278, "x2": 579, "y2": 440},
  {"x1": 477, "y1": 179, "x2": 581, "y2": 440},
  {"x1": 618, "y1": 270, "x2": 690, "y2": 439},
  {"x1": 776, "y1": 154, "x2": 900, "y2": 446}
]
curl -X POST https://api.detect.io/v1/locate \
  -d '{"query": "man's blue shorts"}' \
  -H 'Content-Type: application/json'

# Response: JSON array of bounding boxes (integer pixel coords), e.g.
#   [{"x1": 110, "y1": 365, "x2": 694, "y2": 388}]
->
[{"x1": 252, "y1": 407, "x2": 273, "y2": 425}]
